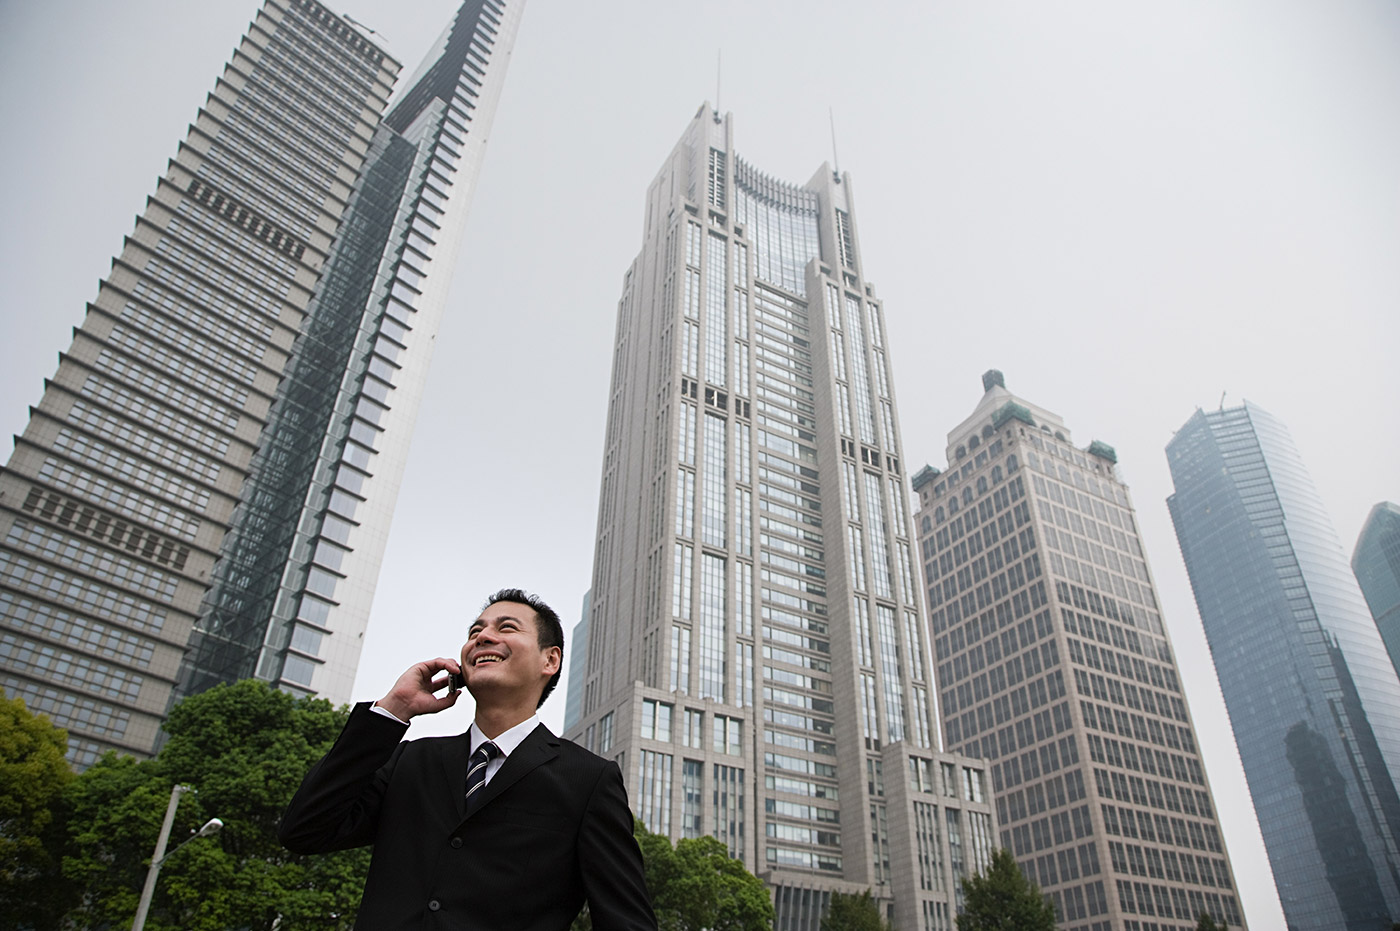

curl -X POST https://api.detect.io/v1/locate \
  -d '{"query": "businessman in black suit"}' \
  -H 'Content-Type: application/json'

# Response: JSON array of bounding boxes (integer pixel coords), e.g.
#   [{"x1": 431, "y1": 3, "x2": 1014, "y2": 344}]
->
[{"x1": 279, "y1": 588, "x2": 656, "y2": 930}]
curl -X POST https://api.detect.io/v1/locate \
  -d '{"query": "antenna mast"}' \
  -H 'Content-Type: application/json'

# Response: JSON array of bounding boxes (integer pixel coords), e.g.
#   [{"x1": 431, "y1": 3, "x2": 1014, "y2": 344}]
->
[
  {"x1": 716, "y1": 51, "x2": 722, "y2": 117},
  {"x1": 829, "y1": 107, "x2": 841, "y2": 179}
]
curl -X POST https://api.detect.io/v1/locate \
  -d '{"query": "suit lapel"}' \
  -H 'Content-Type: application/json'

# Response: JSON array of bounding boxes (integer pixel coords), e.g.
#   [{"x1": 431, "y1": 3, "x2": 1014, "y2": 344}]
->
[
  {"x1": 461, "y1": 724, "x2": 558, "y2": 821},
  {"x1": 441, "y1": 730, "x2": 472, "y2": 822}
]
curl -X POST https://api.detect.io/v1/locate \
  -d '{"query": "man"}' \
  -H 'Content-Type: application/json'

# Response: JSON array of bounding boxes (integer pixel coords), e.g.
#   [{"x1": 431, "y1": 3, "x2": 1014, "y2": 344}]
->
[{"x1": 280, "y1": 589, "x2": 656, "y2": 930}]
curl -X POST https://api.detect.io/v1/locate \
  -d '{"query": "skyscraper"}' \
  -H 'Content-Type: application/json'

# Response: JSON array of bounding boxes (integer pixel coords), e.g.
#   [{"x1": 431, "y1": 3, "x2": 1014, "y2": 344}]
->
[
  {"x1": 1167, "y1": 403, "x2": 1400, "y2": 930},
  {"x1": 0, "y1": 0, "x2": 523, "y2": 766},
  {"x1": 567, "y1": 106, "x2": 995, "y2": 931},
  {"x1": 914, "y1": 372, "x2": 1244, "y2": 930},
  {"x1": 1354, "y1": 502, "x2": 1400, "y2": 682}
]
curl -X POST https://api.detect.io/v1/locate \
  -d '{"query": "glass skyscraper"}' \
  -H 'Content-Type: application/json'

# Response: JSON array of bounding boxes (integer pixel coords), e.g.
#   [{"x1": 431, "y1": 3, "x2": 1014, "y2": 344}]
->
[
  {"x1": 566, "y1": 106, "x2": 995, "y2": 931},
  {"x1": 915, "y1": 372, "x2": 1243, "y2": 930},
  {"x1": 1167, "y1": 403, "x2": 1400, "y2": 930},
  {"x1": 1354, "y1": 502, "x2": 1400, "y2": 683},
  {"x1": 0, "y1": 0, "x2": 524, "y2": 766}
]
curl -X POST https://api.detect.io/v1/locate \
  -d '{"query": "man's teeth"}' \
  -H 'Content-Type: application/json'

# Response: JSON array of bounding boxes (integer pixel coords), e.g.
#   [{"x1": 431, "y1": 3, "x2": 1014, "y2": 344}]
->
[{"x1": 475, "y1": 655, "x2": 502, "y2": 664}]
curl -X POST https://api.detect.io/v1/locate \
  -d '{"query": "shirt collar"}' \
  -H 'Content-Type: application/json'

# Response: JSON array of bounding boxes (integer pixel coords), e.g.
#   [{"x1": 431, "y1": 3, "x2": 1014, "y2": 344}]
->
[{"x1": 469, "y1": 713, "x2": 541, "y2": 757}]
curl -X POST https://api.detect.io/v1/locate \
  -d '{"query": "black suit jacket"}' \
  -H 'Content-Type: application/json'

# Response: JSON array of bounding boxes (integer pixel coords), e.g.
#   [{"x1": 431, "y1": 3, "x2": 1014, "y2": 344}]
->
[{"x1": 280, "y1": 704, "x2": 655, "y2": 930}]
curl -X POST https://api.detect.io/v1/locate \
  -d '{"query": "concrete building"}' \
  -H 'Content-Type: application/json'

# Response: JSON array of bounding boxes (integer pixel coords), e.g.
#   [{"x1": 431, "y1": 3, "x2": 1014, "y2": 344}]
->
[
  {"x1": 1354, "y1": 502, "x2": 1400, "y2": 682},
  {"x1": 565, "y1": 105, "x2": 995, "y2": 931},
  {"x1": 914, "y1": 372, "x2": 1244, "y2": 930},
  {"x1": 0, "y1": 0, "x2": 523, "y2": 765},
  {"x1": 1168, "y1": 403, "x2": 1400, "y2": 930}
]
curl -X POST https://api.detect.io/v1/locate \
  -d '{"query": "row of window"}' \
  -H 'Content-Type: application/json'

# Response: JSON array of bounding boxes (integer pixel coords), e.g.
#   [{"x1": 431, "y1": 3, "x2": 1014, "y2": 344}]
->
[
  {"x1": 5, "y1": 518, "x2": 177, "y2": 602},
  {"x1": 0, "y1": 632, "x2": 143, "y2": 703},
  {"x1": 0, "y1": 589, "x2": 156, "y2": 668},
  {"x1": 1115, "y1": 880, "x2": 1239, "y2": 926},
  {"x1": 80, "y1": 374, "x2": 232, "y2": 476},
  {"x1": 0, "y1": 549, "x2": 168, "y2": 634},
  {"x1": 39, "y1": 457, "x2": 199, "y2": 543},
  {"x1": 1, "y1": 675, "x2": 130, "y2": 739}
]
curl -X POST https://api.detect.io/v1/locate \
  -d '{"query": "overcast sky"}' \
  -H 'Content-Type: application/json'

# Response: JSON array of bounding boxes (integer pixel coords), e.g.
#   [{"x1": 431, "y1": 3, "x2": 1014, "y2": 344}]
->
[{"x1": 5, "y1": 1, "x2": 1400, "y2": 925}]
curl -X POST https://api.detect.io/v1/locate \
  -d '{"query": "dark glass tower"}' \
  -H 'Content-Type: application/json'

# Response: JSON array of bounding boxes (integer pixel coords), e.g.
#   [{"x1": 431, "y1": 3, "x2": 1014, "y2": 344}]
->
[
  {"x1": 1167, "y1": 403, "x2": 1400, "y2": 930},
  {"x1": 1354, "y1": 502, "x2": 1400, "y2": 682}
]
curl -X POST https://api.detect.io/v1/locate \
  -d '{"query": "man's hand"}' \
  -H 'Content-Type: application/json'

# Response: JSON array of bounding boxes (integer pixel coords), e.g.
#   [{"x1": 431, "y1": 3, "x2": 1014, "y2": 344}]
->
[{"x1": 375, "y1": 658, "x2": 463, "y2": 722}]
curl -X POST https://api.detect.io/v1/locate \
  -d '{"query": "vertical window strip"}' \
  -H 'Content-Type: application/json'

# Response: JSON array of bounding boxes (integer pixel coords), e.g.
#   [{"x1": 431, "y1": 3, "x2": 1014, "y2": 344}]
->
[
  {"x1": 844, "y1": 462, "x2": 861, "y2": 522},
  {"x1": 733, "y1": 287, "x2": 749, "y2": 339},
  {"x1": 705, "y1": 233, "x2": 727, "y2": 386},
  {"x1": 735, "y1": 641, "x2": 754, "y2": 707},
  {"x1": 680, "y1": 402, "x2": 697, "y2": 465},
  {"x1": 702, "y1": 413, "x2": 728, "y2": 548},
  {"x1": 676, "y1": 469, "x2": 695, "y2": 538},
  {"x1": 881, "y1": 400, "x2": 899, "y2": 450},
  {"x1": 844, "y1": 296, "x2": 876, "y2": 444},
  {"x1": 905, "y1": 609, "x2": 925, "y2": 681},
  {"x1": 683, "y1": 759, "x2": 704, "y2": 838},
  {"x1": 736, "y1": 422, "x2": 752, "y2": 485},
  {"x1": 699, "y1": 554, "x2": 727, "y2": 701},
  {"x1": 830, "y1": 330, "x2": 848, "y2": 381},
  {"x1": 866, "y1": 301, "x2": 884, "y2": 348},
  {"x1": 837, "y1": 384, "x2": 853, "y2": 437},
  {"x1": 873, "y1": 347, "x2": 890, "y2": 397},
  {"x1": 736, "y1": 486, "x2": 753, "y2": 556},
  {"x1": 863, "y1": 472, "x2": 893, "y2": 599},
  {"x1": 713, "y1": 763, "x2": 745, "y2": 860},
  {"x1": 682, "y1": 320, "x2": 699, "y2": 377},
  {"x1": 673, "y1": 543, "x2": 693, "y2": 620},
  {"x1": 671, "y1": 624, "x2": 691, "y2": 694},
  {"x1": 848, "y1": 525, "x2": 866, "y2": 592},
  {"x1": 913, "y1": 685, "x2": 931, "y2": 748},
  {"x1": 898, "y1": 541, "x2": 916, "y2": 605},
  {"x1": 876, "y1": 604, "x2": 905, "y2": 742},
  {"x1": 861, "y1": 673, "x2": 879, "y2": 738},
  {"x1": 737, "y1": 565, "x2": 753, "y2": 636},
  {"x1": 855, "y1": 597, "x2": 873, "y2": 666},
  {"x1": 638, "y1": 750, "x2": 673, "y2": 835}
]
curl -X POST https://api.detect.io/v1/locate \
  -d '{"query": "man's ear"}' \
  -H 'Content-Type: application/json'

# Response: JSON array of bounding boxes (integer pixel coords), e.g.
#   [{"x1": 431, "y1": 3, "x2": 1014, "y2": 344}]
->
[{"x1": 543, "y1": 645, "x2": 562, "y2": 675}]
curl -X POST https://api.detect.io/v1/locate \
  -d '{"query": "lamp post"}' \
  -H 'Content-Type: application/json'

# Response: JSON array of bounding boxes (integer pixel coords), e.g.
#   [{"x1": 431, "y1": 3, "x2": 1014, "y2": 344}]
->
[{"x1": 131, "y1": 784, "x2": 222, "y2": 931}]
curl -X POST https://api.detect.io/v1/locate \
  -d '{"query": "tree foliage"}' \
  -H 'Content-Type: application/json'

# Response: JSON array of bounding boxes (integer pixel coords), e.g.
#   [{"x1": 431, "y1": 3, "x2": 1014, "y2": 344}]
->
[
  {"x1": 1195, "y1": 913, "x2": 1227, "y2": 931},
  {"x1": 55, "y1": 680, "x2": 369, "y2": 931},
  {"x1": 634, "y1": 820, "x2": 774, "y2": 931},
  {"x1": 0, "y1": 691, "x2": 76, "y2": 930},
  {"x1": 822, "y1": 889, "x2": 894, "y2": 931},
  {"x1": 956, "y1": 848, "x2": 1056, "y2": 931}
]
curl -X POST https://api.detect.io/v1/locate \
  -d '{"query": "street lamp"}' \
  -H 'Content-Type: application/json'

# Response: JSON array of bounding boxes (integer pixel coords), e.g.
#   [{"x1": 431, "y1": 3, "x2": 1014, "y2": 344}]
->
[{"x1": 131, "y1": 784, "x2": 223, "y2": 931}]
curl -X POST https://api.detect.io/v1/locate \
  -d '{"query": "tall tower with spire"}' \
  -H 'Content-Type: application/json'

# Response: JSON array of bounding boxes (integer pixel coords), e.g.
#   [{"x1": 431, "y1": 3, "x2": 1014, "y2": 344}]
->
[{"x1": 567, "y1": 106, "x2": 995, "y2": 931}]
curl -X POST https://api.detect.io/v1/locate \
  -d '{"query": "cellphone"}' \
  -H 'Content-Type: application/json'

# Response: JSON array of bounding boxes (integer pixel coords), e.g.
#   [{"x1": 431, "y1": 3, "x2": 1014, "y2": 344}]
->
[{"x1": 448, "y1": 670, "x2": 466, "y2": 693}]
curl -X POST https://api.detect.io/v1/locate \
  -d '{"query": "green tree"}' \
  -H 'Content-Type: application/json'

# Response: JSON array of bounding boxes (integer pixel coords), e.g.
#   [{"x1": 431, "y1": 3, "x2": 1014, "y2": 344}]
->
[
  {"x1": 822, "y1": 889, "x2": 894, "y2": 931},
  {"x1": 0, "y1": 691, "x2": 75, "y2": 930},
  {"x1": 58, "y1": 680, "x2": 369, "y2": 931},
  {"x1": 956, "y1": 848, "x2": 1056, "y2": 931},
  {"x1": 1195, "y1": 913, "x2": 1227, "y2": 931},
  {"x1": 635, "y1": 820, "x2": 773, "y2": 931}
]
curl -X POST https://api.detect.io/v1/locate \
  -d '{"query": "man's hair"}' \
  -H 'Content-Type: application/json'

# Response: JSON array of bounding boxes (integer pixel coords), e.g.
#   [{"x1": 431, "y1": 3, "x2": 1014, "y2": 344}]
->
[{"x1": 483, "y1": 588, "x2": 564, "y2": 708}]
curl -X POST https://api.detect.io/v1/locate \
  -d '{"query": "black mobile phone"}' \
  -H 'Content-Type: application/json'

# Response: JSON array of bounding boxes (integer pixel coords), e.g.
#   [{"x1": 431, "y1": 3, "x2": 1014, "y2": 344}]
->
[{"x1": 448, "y1": 670, "x2": 466, "y2": 692}]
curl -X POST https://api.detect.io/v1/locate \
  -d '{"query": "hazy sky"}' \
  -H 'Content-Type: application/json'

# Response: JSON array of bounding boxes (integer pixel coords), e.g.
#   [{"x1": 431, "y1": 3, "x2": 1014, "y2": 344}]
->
[{"x1": 5, "y1": 1, "x2": 1400, "y2": 925}]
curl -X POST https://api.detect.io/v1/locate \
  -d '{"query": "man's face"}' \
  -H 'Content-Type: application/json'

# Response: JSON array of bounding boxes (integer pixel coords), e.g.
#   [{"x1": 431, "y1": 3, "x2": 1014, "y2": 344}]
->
[{"x1": 460, "y1": 602, "x2": 560, "y2": 704}]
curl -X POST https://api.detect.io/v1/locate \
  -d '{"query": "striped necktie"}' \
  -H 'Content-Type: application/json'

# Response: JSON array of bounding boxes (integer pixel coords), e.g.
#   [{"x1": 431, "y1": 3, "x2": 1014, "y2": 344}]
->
[{"x1": 465, "y1": 740, "x2": 500, "y2": 811}]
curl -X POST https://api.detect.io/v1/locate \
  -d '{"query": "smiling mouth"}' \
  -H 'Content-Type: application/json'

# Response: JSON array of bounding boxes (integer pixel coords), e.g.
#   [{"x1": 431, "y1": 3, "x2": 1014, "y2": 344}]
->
[{"x1": 473, "y1": 654, "x2": 504, "y2": 665}]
